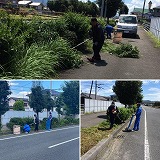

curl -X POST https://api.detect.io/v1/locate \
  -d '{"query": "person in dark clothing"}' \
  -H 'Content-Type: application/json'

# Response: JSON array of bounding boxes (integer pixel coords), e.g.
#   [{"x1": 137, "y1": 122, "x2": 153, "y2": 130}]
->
[
  {"x1": 107, "y1": 101, "x2": 119, "y2": 129},
  {"x1": 34, "y1": 114, "x2": 39, "y2": 132},
  {"x1": 87, "y1": 17, "x2": 105, "y2": 62}
]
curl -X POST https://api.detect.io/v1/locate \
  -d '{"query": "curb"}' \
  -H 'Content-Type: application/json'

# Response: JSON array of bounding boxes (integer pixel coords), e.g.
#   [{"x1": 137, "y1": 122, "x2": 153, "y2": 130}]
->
[{"x1": 81, "y1": 118, "x2": 131, "y2": 160}]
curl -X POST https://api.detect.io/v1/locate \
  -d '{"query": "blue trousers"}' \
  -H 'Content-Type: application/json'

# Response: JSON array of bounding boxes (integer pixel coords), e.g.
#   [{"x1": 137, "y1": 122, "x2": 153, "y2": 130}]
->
[{"x1": 133, "y1": 117, "x2": 141, "y2": 130}]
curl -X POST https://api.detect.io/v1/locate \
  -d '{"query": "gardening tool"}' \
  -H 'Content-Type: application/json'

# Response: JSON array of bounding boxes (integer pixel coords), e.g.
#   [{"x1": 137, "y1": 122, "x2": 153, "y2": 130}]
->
[{"x1": 124, "y1": 114, "x2": 135, "y2": 132}]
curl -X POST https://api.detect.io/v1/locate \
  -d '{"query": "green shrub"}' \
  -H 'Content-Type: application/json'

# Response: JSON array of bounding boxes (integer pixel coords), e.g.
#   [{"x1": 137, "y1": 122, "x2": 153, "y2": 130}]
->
[
  {"x1": 6, "y1": 117, "x2": 34, "y2": 131},
  {"x1": 119, "y1": 108, "x2": 134, "y2": 121}
]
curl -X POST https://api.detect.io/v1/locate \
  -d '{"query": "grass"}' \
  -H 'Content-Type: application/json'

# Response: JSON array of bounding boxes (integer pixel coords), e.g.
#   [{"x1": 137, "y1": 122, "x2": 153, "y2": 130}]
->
[
  {"x1": 81, "y1": 120, "x2": 118, "y2": 156},
  {"x1": 147, "y1": 31, "x2": 160, "y2": 48}
]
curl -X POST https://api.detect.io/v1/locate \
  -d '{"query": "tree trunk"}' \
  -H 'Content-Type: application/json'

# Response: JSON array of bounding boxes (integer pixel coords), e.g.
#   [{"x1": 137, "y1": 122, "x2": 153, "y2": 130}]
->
[
  {"x1": 107, "y1": 17, "x2": 109, "y2": 24},
  {"x1": 125, "y1": 104, "x2": 127, "y2": 108},
  {"x1": 0, "y1": 115, "x2": 1, "y2": 131}
]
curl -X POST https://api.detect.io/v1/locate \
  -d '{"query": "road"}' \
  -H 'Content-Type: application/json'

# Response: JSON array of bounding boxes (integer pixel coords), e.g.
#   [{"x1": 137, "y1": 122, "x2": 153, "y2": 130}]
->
[
  {"x1": 0, "y1": 126, "x2": 79, "y2": 160},
  {"x1": 59, "y1": 26, "x2": 160, "y2": 79},
  {"x1": 100, "y1": 106, "x2": 160, "y2": 160},
  {"x1": 81, "y1": 112, "x2": 107, "y2": 128}
]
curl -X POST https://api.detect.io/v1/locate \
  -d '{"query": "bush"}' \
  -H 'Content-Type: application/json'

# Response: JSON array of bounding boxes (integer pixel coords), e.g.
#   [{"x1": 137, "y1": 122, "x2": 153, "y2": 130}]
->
[
  {"x1": 6, "y1": 117, "x2": 34, "y2": 131},
  {"x1": 119, "y1": 107, "x2": 135, "y2": 121}
]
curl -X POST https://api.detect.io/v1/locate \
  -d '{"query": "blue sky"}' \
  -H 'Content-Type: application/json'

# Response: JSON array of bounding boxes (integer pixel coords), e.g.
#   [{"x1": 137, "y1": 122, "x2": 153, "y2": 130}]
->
[
  {"x1": 81, "y1": 80, "x2": 160, "y2": 101},
  {"x1": 8, "y1": 80, "x2": 71, "y2": 99},
  {"x1": 80, "y1": 0, "x2": 159, "y2": 13}
]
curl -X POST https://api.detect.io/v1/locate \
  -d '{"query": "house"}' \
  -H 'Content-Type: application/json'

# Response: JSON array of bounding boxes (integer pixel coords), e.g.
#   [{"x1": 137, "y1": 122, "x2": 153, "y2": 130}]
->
[
  {"x1": 81, "y1": 92, "x2": 111, "y2": 105},
  {"x1": 18, "y1": 1, "x2": 32, "y2": 7},
  {"x1": 153, "y1": 6, "x2": 160, "y2": 17},
  {"x1": 9, "y1": 97, "x2": 32, "y2": 111},
  {"x1": 131, "y1": 7, "x2": 151, "y2": 20},
  {"x1": 29, "y1": 2, "x2": 44, "y2": 11}
]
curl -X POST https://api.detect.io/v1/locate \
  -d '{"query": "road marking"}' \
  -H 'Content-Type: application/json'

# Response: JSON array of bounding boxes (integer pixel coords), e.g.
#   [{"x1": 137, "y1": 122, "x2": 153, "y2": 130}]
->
[
  {"x1": 48, "y1": 137, "x2": 79, "y2": 149},
  {"x1": 143, "y1": 108, "x2": 150, "y2": 160},
  {"x1": 0, "y1": 126, "x2": 79, "y2": 141}
]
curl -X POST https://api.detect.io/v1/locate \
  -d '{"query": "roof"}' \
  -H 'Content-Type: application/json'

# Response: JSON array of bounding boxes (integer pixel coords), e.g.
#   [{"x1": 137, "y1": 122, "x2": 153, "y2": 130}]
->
[
  {"x1": 132, "y1": 8, "x2": 149, "y2": 14},
  {"x1": 18, "y1": 1, "x2": 32, "y2": 5},
  {"x1": 9, "y1": 97, "x2": 29, "y2": 102},
  {"x1": 29, "y1": 2, "x2": 43, "y2": 6},
  {"x1": 81, "y1": 93, "x2": 111, "y2": 101}
]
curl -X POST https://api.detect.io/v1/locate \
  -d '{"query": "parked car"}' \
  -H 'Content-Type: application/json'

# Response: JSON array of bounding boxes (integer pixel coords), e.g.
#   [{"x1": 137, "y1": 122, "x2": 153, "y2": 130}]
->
[{"x1": 116, "y1": 14, "x2": 138, "y2": 36}]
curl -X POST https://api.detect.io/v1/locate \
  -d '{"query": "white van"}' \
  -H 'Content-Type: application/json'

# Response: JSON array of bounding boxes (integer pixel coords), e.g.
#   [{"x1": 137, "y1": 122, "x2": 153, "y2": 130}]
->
[{"x1": 117, "y1": 14, "x2": 138, "y2": 36}]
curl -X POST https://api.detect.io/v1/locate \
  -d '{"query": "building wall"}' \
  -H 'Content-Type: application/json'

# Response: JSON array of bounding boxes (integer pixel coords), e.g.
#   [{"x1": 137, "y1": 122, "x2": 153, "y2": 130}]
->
[
  {"x1": 150, "y1": 17, "x2": 160, "y2": 40},
  {"x1": 84, "y1": 99, "x2": 124, "y2": 113},
  {"x1": 1, "y1": 110, "x2": 58, "y2": 125}
]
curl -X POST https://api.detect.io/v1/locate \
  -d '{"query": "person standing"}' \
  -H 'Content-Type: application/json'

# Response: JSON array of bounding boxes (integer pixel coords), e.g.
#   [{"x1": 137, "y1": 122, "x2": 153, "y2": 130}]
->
[
  {"x1": 132, "y1": 103, "x2": 142, "y2": 131},
  {"x1": 87, "y1": 17, "x2": 105, "y2": 62},
  {"x1": 48, "y1": 111, "x2": 52, "y2": 129},
  {"x1": 107, "y1": 101, "x2": 119, "y2": 129},
  {"x1": 34, "y1": 114, "x2": 39, "y2": 132}
]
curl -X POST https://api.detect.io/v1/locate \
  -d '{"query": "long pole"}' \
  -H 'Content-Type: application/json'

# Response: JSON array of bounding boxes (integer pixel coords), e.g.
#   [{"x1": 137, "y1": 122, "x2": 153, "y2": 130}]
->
[
  {"x1": 142, "y1": 0, "x2": 146, "y2": 19},
  {"x1": 89, "y1": 81, "x2": 93, "y2": 98}
]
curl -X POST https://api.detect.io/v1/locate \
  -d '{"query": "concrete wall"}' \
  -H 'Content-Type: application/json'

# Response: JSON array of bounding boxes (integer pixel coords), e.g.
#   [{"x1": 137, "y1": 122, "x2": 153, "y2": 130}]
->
[
  {"x1": 150, "y1": 17, "x2": 160, "y2": 40},
  {"x1": 84, "y1": 99, "x2": 124, "y2": 113},
  {"x1": 1, "y1": 110, "x2": 58, "y2": 125}
]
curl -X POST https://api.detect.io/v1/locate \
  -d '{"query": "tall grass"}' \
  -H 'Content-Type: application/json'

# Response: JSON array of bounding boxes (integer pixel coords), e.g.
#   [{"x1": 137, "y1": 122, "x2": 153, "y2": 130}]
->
[{"x1": 0, "y1": 11, "x2": 88, "y2": 79}]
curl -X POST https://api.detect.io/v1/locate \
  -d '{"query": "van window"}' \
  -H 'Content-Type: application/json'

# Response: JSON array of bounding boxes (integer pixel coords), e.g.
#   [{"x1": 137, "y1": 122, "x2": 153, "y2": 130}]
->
[{"x1": 119, "y1": 16, "x2": 137, "y2": 24}]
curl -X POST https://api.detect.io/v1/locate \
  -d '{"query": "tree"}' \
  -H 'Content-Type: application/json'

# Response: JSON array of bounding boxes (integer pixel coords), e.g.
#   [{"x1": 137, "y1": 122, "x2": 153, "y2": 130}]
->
[
  {"x1": 29, "y1": 85, "x2": 45, "y2": 117},
  {"x1": 113, "y1": 81, "x2": 143, "y2": 107},
  {"x1": 61, "y1": 81, "x2": 79, "y2": 115},
  {"x1": 13, "y1": 100, "x2": 25, "y2": 111},
  {"x1": 55, "y1": 95, "x2": 64, "y2": 120},
  {"x1": 119, "y1": 3, "x2": 129, "y2": 15},
  {"x1": 44, "y1": 90, "x2": 54, "y2": 112},
  {"x1": 0, "y1": 81, "x2": 11, "y2": 129},
  {"x1": 97, "y1": 0, "x2": 122, "y2": 23}
]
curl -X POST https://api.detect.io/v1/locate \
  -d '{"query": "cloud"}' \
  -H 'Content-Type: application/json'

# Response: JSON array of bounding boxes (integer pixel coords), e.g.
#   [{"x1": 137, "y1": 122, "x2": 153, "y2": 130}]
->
[
  {"x1": 8, "y1": 81, "x2": 19, "y2": 86},
  {"x1": 10, "y1": 91, "x2": 31, "y2": 99},
  {"x1": 144, "y1": 87, "x2": 160, "y2": 101}
]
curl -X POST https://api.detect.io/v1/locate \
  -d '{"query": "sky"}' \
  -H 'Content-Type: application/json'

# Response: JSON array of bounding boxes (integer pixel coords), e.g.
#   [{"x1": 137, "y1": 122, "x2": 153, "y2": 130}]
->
[
  {"x1": 81, "y1": 80, "x2": 160, "y2": 101},
  {"x1": 80, "y1": 0, "x2": 159, "y2": 13},
  {"x1": 8, "y1": 80, "x2": 71, "y2": 99}
]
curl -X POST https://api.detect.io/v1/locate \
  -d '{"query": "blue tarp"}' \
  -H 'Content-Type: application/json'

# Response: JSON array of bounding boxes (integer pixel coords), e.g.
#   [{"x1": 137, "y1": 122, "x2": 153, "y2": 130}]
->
[{"x1": 23, "y1": 124, "x2": 31, "y2": 133}]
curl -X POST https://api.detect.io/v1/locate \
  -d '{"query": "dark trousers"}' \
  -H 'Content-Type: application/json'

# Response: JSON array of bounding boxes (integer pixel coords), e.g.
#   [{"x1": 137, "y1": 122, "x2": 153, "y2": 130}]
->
[
  {"x1": 110, "y1": 115, "x2": 115, "y2": 129},
  {"x1": 92, "y1": 42, "x2": 104, "y2": 59},
  {"x1": 50, "y1": 119, "x2": 52, "y2": 129},
  {"x1": 35, "y1": 123, "x2": 39, "y2": 131},
  {"x1": 107, "y1": 32, "x2": 112, "y2": 39}
]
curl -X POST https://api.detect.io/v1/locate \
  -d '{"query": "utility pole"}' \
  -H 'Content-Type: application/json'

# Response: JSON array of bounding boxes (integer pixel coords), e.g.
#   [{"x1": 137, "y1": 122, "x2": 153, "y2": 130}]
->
[
  {"x1": 104, "y1": 0, "x2": 107, "y2": 18},
  {"x1": 100, "y1": 0, "x2": 105, "y2": 17},
  {"x1": 89, "y1": 81, "x2": 93, "y2": 98},
  {"x1": 95, "y1": 81, "x2": 97, "y2": 99},
  {"x1": 142, "y1": 0, "x2": 146, "y2": 19}
]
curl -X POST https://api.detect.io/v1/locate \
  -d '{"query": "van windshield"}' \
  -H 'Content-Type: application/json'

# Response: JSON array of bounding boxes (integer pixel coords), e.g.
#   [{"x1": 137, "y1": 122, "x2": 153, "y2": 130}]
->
[{"x1": 119, "y1": 16, "x2": 137, "y2": 24}]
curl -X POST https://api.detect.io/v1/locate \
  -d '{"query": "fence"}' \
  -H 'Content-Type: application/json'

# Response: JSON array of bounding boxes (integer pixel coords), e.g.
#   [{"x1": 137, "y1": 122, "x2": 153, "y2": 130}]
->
[
  {"x1": 83, "y1": 99, "x2": 124, "y2": 113},
  {"x1": 1, "y1": 110, "x2": 58, "y2": 125},
  {"x1": 142, "y1": 17, "x2": 160, "y2": 40}
]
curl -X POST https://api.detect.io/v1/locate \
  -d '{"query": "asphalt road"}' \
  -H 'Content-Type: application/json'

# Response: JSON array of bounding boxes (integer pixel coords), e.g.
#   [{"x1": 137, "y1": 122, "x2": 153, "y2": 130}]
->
[
  {"x1": 0, "y1": 126, "x2": 79, "y2": 160},
  {"x1": 81, "y1": 112, "x2": 107, "y2": 128},
  {"x1": 59, "y1": 26, "x2": 160, "y2": 79},
  {"x1": 101, "y1": 106, "x2": 160, "y2": 160}
]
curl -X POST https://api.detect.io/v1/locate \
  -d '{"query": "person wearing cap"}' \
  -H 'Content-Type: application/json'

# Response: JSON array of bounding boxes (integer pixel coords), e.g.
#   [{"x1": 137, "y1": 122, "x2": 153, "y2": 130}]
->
[
  {"x1": 132, "y1": 103, "x2": 142, "y2": 131},
  {"x1": 105, "y1": 24, "x2": 114, "y2": 39},
  {"x1": 87, "y1": 17, "x2": 105, "y2": 62},
  {"x1": 107, "y1": 101, "x2": 119, "y2": 129}
]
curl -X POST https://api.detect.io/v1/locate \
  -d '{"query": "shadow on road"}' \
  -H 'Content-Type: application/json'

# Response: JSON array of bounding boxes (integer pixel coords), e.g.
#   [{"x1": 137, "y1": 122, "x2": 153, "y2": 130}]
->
[
  {"x1": 122, "y1": 34, "x2": 140, "y2": 39},
  {"x1": 98, "y1": 127, "x2": 111, "y2": 131},
  {"x1": 97, "y1": 115, "x2": 107, "y2": 119},
  {"x1": 94, "y1": 60, "x2": 108, "y2": 66}
]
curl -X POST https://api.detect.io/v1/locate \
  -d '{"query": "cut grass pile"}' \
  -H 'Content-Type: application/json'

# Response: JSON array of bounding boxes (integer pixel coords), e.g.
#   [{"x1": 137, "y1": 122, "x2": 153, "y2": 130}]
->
[{"x1": 81, "y1": 120, "x2": 118, "y2": 156}]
